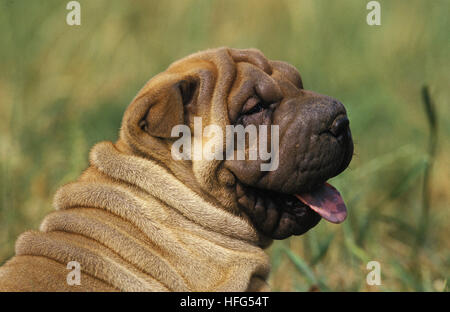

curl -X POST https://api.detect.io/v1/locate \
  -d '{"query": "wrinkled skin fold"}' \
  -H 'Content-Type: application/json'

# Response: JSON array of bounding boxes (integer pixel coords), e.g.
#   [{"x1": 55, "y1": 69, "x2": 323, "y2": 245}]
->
[
  {"x1": 129, "y1": 47, "x2": 354, "y2": 239},
  {"x1": 0, "y1": 47, "x2": 353, "y2": 292}
]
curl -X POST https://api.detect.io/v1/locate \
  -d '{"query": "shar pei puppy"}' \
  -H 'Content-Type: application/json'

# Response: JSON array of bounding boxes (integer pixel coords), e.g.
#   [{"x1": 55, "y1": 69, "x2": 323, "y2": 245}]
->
[{"x1": 0, "y1": 47, "x2": 353, "y2": 291}]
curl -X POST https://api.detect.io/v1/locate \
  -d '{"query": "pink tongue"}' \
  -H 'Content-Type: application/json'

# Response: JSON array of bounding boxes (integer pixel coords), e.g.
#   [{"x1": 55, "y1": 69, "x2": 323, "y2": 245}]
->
[{"x1": 295, "y1": 183, "x2": 347, "y2": 224}]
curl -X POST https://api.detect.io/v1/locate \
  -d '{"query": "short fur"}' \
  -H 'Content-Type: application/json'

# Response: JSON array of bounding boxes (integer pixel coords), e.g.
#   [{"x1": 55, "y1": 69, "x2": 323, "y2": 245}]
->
[
  {"x1": 0, "y1": 48, "x2": 277, "y2": 291},
  {"x1": 0, "y1": 142, "x2": 269, "y2": 291},
  {"x1": 0, "y1": 47, "x2": 352, "y2": 291}
]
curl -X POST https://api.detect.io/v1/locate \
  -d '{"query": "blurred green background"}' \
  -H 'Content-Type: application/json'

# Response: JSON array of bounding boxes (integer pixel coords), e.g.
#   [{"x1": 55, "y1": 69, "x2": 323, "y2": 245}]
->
[{"x1": 0, "y1": 0, "x2": 448, "y2": 291}]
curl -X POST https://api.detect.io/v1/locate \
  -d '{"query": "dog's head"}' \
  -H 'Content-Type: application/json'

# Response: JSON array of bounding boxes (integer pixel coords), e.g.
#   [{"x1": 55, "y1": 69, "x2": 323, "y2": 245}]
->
[{"x1": 119, "y1": 47, "x2": 353, "y2": 240}]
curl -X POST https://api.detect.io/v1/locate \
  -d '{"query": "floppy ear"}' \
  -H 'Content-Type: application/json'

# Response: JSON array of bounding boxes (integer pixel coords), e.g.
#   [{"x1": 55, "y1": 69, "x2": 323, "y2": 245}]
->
[{"x1": 132, "y1": 79, "x2": 197, "y2": 138}]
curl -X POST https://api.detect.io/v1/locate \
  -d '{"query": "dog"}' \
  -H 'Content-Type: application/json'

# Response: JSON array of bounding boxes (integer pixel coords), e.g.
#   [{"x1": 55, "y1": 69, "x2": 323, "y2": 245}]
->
[{"x1": 0, "y1": 47, "x2": 353, "y2": 291}]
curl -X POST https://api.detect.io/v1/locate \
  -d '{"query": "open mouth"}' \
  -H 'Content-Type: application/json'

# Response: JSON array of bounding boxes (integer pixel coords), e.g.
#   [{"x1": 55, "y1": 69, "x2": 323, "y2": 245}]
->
[
  {"x1": 295, "y1": 183, "x2": 347, "y2": 224},
  {"x1": 237, "y1": 182, "x2": 347, "y2": 239}
]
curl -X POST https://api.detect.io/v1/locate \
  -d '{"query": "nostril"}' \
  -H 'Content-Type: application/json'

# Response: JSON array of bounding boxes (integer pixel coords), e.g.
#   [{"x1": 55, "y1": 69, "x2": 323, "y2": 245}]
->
[{"x1": 330, "y1": 116, "x2": 349, "y2": 138}]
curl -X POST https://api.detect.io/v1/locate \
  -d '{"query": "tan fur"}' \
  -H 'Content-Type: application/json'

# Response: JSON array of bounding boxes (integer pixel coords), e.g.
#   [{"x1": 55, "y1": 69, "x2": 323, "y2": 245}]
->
[
  {"x1": 0, "y1": 48, "x2": 281, "y2": 292},
  {"x1": 0, "y1": 142, "x2": 270, "y2": 291}
]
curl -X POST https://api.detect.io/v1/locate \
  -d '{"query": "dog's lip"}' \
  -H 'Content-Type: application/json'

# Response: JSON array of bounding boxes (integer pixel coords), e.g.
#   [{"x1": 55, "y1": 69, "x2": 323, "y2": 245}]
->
[{"x1": 246, "y1": 182, "x2": 347, "y2": 224}]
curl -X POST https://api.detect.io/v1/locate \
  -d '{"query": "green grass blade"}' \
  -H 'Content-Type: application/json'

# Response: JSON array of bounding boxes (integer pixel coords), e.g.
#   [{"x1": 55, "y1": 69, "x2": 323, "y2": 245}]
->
[
  {"x1": 343, "y1": 221, "x2": 370, "y2": 263},
  {"x1": 311, "y1": 233, "x2": 335, "y2": 265},
  {"x1": 283, "y1": 247, "x2": 318, "y2": 286}
]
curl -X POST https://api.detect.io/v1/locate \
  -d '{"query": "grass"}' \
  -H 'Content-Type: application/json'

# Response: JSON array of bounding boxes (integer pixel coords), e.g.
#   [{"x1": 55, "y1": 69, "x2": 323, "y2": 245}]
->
[{"x1": 0, "y1": 0, "x2": 449, "y2": 291}]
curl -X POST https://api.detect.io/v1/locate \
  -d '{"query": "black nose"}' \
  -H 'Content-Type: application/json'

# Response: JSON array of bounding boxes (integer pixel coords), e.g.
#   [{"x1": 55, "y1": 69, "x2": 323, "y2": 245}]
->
[{"x1": 330, "y1": 115, "x2": 349, "y2": 138}]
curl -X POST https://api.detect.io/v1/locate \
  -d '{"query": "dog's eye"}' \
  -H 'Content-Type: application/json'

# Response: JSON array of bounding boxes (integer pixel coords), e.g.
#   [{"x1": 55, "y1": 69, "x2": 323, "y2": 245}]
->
[
  {"x1": 242, "y1": 97, "x2": 266, "y2": 115},
  {"x1": 179, "y1": 80, "x2": 197, "y2": 106}
]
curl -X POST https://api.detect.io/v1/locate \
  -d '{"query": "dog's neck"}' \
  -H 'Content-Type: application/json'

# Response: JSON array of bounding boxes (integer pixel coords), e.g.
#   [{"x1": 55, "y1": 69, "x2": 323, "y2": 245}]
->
[
  {"x1": 42, "y1": 141, "x2": 270, "y2": 291},
  {"x1": 90, "y1": 141, "x2": 268, "y2": 246}
]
